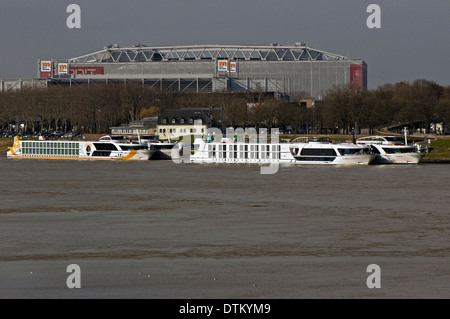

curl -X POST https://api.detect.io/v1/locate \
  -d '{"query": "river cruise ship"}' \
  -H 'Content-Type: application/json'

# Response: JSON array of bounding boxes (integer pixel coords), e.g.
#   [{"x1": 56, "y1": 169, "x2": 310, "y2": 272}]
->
[
  {"x1": 7, "y1": 136, "x2": 154, "y2": 161},
  {"x1": 356, "y1": 136, "x2": 424, "y2": 164},
  {"x1": 190, "y1": 137, "x2": 375, "y2": 165},
  {"x1": 140, "y1": 135, "x2": 181, "y2": 160}
]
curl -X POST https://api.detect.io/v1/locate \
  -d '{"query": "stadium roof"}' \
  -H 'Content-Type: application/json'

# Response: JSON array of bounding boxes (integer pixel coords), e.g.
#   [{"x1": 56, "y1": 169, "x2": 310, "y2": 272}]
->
[{"x1": 67, "y1": 43, "x2": 349, "y2": 63}]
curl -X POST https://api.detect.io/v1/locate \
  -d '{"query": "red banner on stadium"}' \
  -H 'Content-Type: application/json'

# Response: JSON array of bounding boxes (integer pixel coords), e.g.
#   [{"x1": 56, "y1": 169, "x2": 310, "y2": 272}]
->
[{"x1": 350, "y1": 64, "x2": 363, "y2": 88}]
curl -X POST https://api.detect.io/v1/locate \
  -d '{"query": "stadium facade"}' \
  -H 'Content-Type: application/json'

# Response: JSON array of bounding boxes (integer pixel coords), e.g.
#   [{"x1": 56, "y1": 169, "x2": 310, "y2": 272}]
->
[{"x1": 35, "y1": 43, "x2": 367, "y2": 99}]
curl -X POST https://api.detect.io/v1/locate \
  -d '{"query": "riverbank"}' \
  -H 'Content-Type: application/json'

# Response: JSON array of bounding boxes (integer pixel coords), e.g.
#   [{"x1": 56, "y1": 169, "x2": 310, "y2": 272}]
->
[
  {"x1": 0, "y1": 138, "x2": 12, "y2": 156},
  {"x1": 421, "y1": 139, "x2": 450, "y2": 163}
]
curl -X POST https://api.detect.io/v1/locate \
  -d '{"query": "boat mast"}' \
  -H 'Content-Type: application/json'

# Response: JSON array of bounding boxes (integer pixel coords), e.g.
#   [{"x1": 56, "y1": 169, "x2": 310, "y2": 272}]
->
[{"x1": 404, "y1": 127, "x2": 408, "y2": 145}]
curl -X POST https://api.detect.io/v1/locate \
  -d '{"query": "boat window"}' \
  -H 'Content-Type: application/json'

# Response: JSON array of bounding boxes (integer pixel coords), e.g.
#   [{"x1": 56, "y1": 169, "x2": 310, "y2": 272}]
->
[
  {"x1": 385, "y1": 137, "x2": 404, "y2": 142},
  {"x1": 383, "y1": 147, "x2": 417, "y2": 154},
  {"x1": 301, "y1": 148, "x2": 336, "y2": 156},
  {"x1": 120, "y1": 145, "x2": 148, "y2": 150},
  {"x1": 297, "y1": 148, "x2": 337, "y2": 161},
  {"x1": 92, "y1": 151, "x2": 111, "y2": 157},
  {"x1": 94, "y1": 143, "x2": 118, "y2": 151},
  {"x1": 338, "y1": 148, "x2": 363, "y2": 155}
]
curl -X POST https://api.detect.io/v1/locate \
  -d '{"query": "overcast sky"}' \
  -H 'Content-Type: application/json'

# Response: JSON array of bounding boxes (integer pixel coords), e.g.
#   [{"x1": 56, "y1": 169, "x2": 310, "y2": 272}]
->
[{"x1": 0, "y1": 0, "x2": 448, "y2": 89}]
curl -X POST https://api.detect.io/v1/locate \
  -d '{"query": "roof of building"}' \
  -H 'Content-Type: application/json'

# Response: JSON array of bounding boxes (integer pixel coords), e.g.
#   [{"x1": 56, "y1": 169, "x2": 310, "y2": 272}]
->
[
  {"x1": 68, "y1": 43, "x2": 350, "y2": 63},
  {"x1": 157, "y1": 108, "x2": 224, "y2": 126},
  {"x1": 111, "y1": 117, "x2": 158, "y2": 129},
  {"x1": 129, "y1": 117, "x2": 158, "y2": 127}
]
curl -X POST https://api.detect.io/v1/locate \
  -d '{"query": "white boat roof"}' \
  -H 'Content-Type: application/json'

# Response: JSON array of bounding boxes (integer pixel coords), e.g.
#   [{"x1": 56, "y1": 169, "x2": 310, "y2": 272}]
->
[{"x1": 357, "y1": 136, "x2": 406, "y2": 145}]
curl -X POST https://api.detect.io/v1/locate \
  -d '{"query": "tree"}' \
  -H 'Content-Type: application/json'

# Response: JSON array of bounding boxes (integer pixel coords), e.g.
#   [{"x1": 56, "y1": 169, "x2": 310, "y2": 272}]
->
[
  {"x1": 436, "y1": 86, "x2": 450, "y2": 134},
  {"x1": 139, "y1": 106, "x2": 160, "y2": 118},
  {"x1": 324, "y1": 84, "x2": 362, "y2": 134},
  {"x1": 393, "y1": 80, "x2": 444, "y2": 133},
  {"x1": 411, "y1": 79, "x2": 444, "y2": 133}
]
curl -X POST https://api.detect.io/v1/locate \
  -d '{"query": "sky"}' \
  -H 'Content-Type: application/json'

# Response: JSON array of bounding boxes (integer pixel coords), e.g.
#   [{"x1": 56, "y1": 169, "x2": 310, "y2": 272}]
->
[{"x1": 0, "y1": 0, "x2": 448, "y2": 89}]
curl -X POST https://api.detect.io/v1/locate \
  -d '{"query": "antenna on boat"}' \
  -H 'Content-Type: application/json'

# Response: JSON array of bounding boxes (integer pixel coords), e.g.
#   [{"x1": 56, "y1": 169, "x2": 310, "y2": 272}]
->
[
  {"x1": 404, "y1": 127, "x2": 408, "y2": 145},
  {"x1": 137, "y1": 130, "x2": 141, "y2": 143}
]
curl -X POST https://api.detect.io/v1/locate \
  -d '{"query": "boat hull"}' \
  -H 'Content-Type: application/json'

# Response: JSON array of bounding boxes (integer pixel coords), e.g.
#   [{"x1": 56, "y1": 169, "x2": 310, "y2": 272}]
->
[
  {"x1": 293, "y1": 154, "x2": 375, "y2": 165},
  {"x1": 372, "y1": 153, "x2": 424, "y2": 165}
]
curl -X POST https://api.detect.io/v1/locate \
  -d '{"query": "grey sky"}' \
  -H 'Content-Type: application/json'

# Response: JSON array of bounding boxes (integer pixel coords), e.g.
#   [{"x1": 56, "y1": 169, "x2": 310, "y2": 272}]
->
[{"x1": 0, "y1": 0, "x2": 448, "y2": 89}]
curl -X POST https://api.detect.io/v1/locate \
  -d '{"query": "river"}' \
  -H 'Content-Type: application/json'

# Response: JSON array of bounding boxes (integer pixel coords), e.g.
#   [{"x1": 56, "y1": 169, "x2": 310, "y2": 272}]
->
[{"x1": 0, "y1": 157, "x2": 448, "y2": 298}]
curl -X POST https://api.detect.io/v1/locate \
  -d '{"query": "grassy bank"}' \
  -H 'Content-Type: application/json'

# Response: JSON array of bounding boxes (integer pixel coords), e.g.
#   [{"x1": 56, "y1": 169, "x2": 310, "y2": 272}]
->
[
  {"x1": 0, "y1": 138, "x2": 12, "y2": 156},
  {"x1": 422, "y1": 139, "x2": 450, "y2": 162}
]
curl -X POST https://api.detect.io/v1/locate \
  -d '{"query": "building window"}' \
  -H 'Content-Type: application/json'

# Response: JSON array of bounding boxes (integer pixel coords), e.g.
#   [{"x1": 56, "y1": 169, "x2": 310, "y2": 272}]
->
[
  {"x1": 171, "y1": 118, "x2": 177, "y2": 124},
  {"x1": 189, "y1": 118, "x2": 194, "y2": 124},
  {"x1": 162, "y1": 118, "x2": 167, "y2": 124},
  {"x1": 180, "y1": 118, "x2": 185, "y2": 124}
]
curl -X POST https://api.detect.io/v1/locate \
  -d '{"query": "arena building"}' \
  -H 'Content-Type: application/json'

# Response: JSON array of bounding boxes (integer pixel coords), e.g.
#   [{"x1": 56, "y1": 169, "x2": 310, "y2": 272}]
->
[{"x1": 36, "y1": 42, "x2": 367, "y2": 99}]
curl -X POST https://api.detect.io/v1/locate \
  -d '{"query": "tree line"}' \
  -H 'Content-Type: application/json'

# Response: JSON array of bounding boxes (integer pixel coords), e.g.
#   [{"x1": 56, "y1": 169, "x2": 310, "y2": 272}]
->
[{"x1": 0, "y1": 79, "x2": 449, "y2": 135}]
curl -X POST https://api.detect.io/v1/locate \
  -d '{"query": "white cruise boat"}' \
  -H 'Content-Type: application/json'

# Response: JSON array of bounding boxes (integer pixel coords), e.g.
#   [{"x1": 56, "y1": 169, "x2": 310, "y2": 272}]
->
[
  {"x1": 7, "y1": 136, "x2": 154, "y2": 161},
  {"x1": 139, "y1": 135, "x2": 181, "y2": 160},
  {"x1": 356, "y1": 136, "x2": 424, "y2": 164},
  {"x1": 190, "y1": 136, "x2": 375, "y2": 165}
]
